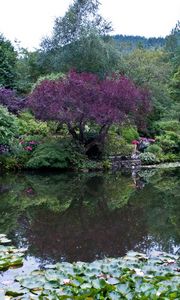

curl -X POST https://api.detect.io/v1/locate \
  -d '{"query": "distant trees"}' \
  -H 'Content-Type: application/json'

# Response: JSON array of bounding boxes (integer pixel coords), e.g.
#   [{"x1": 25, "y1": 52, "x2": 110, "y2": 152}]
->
[
  {"x1": 28, "y1": 71, "x2": 150, "y2": 156},
  {"x1": 113, "y1": 35, "x2": 165, "y2": 52}
]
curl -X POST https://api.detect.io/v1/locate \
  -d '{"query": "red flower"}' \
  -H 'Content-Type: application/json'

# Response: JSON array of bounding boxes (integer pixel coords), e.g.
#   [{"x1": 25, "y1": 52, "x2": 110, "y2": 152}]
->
[
  {"x1": 132, "y1": 140, "x2": 139, "y2": 145},
  {"x1": 25, "y1": 146, "x2": 33, "y2": 151},
  {"x1": 29, "y1": 141, "x2": 37, "y2": 145}
]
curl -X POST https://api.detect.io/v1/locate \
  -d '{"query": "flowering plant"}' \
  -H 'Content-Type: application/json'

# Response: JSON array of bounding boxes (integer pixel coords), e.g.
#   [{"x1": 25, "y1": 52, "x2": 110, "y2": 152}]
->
[{"x1": 19, "y1": 140, "x2": 38, "y2": 152}]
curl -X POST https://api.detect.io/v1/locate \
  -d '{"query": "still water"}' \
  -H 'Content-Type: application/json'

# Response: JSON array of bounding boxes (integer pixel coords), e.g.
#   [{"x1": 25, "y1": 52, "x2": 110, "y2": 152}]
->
[{"x1": 0, "y1": 167, "x2": 179, "y2": 273}]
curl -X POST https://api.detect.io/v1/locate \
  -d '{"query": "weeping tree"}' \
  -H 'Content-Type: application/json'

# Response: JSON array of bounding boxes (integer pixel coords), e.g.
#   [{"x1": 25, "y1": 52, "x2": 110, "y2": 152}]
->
[
  {"x1": 40, "y1": 33, "x2": 121, "y2": 78},
  {"x1": 28, "y1": 71, "x2": 151, "y2": 157}
]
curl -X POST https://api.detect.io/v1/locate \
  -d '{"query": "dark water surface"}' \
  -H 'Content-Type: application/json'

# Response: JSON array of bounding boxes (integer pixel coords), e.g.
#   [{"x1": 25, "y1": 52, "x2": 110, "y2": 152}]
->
[{"x1": 0, "y1": 167, "x2": 179, "y2": 276}]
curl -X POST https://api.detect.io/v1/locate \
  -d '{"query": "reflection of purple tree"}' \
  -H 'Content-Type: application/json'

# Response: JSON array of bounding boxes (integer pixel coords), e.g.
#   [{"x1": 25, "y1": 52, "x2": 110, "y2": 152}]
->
[
  {"x1": 17, "y1": 176, "x2": 148, "y2": 263},
  {"x1": 20, "y1": 205, "x2": 148, "y2": 263}
]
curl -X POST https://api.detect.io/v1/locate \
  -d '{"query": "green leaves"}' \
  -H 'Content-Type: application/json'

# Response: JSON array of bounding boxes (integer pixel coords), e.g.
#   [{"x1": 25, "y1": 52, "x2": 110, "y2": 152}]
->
[
  {"x1": 0, "y1": 34, "x2": 17, "y2": 89},
  {"x1": 0, "y1": 234, "x2": 26, "y2": 271},
  {"x1": 0, "y1": 105, "x2": 18, "y2": 146},
  {"x1": 3, "y1": 251, "x2": 180, "y2": 299}
]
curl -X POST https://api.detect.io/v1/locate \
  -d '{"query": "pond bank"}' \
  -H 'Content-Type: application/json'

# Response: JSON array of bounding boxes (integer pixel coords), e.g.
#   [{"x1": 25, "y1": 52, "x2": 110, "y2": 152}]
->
[
  {"x1": 109, "y1": 155, "x2": 180, "y2": 171},
  {"x1": 142, "y1": 161, "x2": 180, "y2": 169}
]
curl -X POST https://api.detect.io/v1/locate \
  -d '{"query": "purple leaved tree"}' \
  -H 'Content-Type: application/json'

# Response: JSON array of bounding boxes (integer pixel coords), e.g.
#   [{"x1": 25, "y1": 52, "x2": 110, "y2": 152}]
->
[
  {"x1": 28, "y1": 71, "x2": 151, "y2": 156},
  {"x1": 0, "y1": 87, "x2": 25, "y2": 114}
]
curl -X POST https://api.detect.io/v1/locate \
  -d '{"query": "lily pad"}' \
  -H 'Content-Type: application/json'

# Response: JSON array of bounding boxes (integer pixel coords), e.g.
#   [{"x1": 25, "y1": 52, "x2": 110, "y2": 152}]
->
[
  {"x1": 1, "y1": 249, "x2": 179, "y2": 299},
  {"x1": 0, "y1": 234, "x2": 26, "y2": 271}
]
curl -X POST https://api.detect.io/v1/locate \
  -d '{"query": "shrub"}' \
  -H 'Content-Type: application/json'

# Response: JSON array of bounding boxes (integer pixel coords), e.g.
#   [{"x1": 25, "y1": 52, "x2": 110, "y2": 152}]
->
[
  {"x1": 120, "y1": 125, "x2": 139, "y2": 143},
  {"x1": 32, "y1": 72, "x2": 65, "y2": 91},
  {"x1": 145, "y1": 144, "x2": 163, "y2": 154},
  {"x1": 104, "y1": 132, "x2": 133, "y2": 156},
  {"x1": 139, "y1": 152, "x2": 158, "y2": 164},
  {"x1": 158, "y1": 153, "x2": 179, "y2": 162},
  {"x1": 156, "y1": 131, "x2": 180, "y2": 153},
  {"x1": 0, "y1": 105, "x2": 18, "y2": 146},
  {"x1": 26, "y1": 139, "x2": 84, "y2": 169},
  {"x1": 0, "y1": 155, "x2": 18, "y2": 171},
  {"x1": 17, "y1": 111, "x2": 49, "y2": 136},
  {"x1": 19, "y1": 139, "x2": 39, "y2": 153},
  {"x1": 153, "y1": 120, "x2": 180, "y2": 134},
  {"x1": 47, "y1": 122, "x2": 69, "y2": 136}
]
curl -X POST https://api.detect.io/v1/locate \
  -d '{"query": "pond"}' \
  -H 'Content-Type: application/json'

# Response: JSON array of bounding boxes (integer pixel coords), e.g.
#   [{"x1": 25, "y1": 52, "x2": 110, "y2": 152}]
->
[{"x1": 0, "y1": 167, "x2": 179, "y2": 279}]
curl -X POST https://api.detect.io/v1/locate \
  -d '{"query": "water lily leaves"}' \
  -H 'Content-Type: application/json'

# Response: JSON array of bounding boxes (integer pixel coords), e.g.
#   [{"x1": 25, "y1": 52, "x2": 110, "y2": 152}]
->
[
  {"x1": 0, "y1": 289, "x2": 5, "y2": 298},
  {"x1": 19, "y1": 276, "x2": 45, "y2": 290},
  {"x1": 92, "y1": 278, "x2": 107, "y2": 289},
  {"x1": 0, "y1": 235, "x2": 26, "y2": 271},
  {"x1": 1, "y1": 249, "x2": 179, "y2": 299},
  {"x1": 80, "y1": 282, "x2": 92, "y2": 289},
  {"x1": 106, "y1": 277, "x2": 119, "y2": 285},
  {"x1": 0, "y1": 237, "x2": 11, "y2": 244}
]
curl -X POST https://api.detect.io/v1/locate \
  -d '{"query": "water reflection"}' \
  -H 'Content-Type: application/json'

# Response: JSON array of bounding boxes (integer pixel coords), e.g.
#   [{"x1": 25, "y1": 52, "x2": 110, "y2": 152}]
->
[{"x1": 0, "y1": 168, "x2": 179, "y2": 264}]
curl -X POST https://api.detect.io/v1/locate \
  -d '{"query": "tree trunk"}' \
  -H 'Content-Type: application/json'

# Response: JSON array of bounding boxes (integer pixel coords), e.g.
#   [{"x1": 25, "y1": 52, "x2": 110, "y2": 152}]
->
[
  {"x1": 67, "y1": 122, "x2": 79, "y2": 140},
  {"x1": 67, "y1": 121, "x2": 110, "y2": 159},
  {"x1": 85, "y1": 124, "x2": 110, "y2": 158}
]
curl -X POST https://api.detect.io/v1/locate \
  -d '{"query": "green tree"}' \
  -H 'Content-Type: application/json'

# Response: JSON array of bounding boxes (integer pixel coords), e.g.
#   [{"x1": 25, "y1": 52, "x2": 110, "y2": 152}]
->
[
  {"x1": 165, "y1": 21, "x2": 180, "y2": 73},
  {"x1": 165, "y1": 22, "x2": 180, "y2": 121},
  {"x1": 40, "y1": 33, "x2": 121, "y2": 77},
  {"x1": 120, "y1": 49, "x2": 174, "y2": 122},
  {"x1": 38, "y1": 0, "x2": 118, "y2": 77},
  {"x1": 170, "y1": 66, "x2": 180, "y2": 102},
  {"x1": 15, "y1": 48, "x2": 46, "y2": 94},
  {"x1": 168, "y1": 67, "x2": 180, "y2": 121},
  {"x1": 0, "y1": 34, "x2": 17, "y2": 88},
  {"x1": 41, "y1": 0, "x2": 112, "y2": 50}
]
